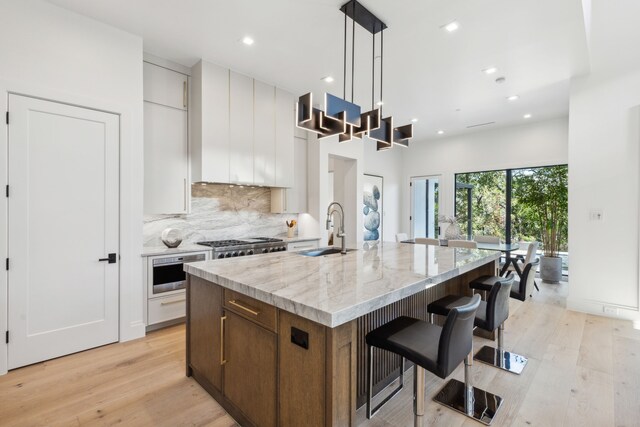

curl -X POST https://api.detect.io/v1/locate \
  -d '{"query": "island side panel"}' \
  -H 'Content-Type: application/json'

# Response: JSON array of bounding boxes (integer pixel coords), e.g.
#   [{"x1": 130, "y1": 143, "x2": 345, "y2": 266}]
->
[
  {"x1": 278, "y1": 311, "x2": 357, "y2": 427},
  {"x1": 325, "y1": 319, "x2": 357, "y2": 427},
  {"x1": 187, "y1": 275, "x2": 224, "y2": 392},
  {"x1": 355, "y1": 259, "x2": 497, "y2": 408}
]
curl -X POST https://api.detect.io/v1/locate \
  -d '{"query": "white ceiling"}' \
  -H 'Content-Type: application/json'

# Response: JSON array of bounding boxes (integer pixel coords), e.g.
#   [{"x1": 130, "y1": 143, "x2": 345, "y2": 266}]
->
[{"x1": 46, "y1": 0, "x2": 590, "y2": 142}]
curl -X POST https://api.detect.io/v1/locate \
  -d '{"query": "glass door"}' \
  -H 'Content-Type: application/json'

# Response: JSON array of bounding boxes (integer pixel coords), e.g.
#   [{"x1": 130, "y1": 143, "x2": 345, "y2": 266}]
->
[{"x1": 410, "y1": 176, "x2": 440, "y2": 238}]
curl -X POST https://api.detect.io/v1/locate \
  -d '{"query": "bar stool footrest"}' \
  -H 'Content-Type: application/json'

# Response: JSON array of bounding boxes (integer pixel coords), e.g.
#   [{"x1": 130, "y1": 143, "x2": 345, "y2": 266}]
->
[
  {"x1": 368, "y1": 377, "x2": 404, "y2": 419},
  {"x1": 474, "y1": 345, "x2": 528, "y2": 375},
  {"x1": 433, "y1": 379, "x2": 503, "y2": 425}
]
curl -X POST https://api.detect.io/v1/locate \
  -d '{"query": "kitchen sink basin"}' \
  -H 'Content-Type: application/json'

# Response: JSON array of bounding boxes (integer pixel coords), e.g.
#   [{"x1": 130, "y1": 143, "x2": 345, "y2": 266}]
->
[{"x1": 298, "y1": 247, "x2": 353, "y2": 257}]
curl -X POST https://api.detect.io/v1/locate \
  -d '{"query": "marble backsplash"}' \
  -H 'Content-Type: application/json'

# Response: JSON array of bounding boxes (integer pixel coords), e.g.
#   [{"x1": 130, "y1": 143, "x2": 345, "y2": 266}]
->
[{"x1": 143, "y1": 184, "x2": 297, "y2": 247}]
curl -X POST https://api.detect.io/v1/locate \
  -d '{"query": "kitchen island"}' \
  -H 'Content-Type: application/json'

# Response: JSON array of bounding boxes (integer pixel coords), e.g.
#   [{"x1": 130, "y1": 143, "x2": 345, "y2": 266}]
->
[{"x1": 185, "y1": 242, "x2": 500, "y2": 427}]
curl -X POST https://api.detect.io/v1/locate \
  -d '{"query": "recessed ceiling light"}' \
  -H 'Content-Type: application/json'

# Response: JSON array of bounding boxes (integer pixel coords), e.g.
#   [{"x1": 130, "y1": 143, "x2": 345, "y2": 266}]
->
[
  {"x1": 507, "y1": 95, "x2": 520, "y2": 101},
  {"x1": 322, "y1": 76, "x2": 334, "y2": 83},
  {"x1": 524, "y1": 113, "x2": 532, "y2": 119},
  {"x1": 443, "y1": 21, "x2": 459, "y2": 32},
  {"x1": 411, "y1": 118, "x2": 418, "y2": 123},
  {"x1": 437, "y1": 130, "x2": 445, "y2": 135},
  {"x1": 483, "y1": 67, "x2": 497, "y2": 75},
  {"x1": 242, "y1": 36, "x2": 254, "y2": 46},
  {"x1": 376, "y1": 101, "x2": 384, "y2": 106}
]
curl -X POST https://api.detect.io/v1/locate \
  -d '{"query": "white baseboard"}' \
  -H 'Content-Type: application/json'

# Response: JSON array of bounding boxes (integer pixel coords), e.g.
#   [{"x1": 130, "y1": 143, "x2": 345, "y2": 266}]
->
[
  {"x1": 567, "y1": 297, "x2": 640, "y2": 321},
  {"x1": 120, "y1": 320, "x2": 146, "y2": 342}
]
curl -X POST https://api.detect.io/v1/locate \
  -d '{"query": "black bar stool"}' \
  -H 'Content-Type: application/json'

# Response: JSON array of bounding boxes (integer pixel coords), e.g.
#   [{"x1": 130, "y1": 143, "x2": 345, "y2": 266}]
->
[
  {"x1": 366, "y1": 295, "x2": 502, "y2": 425},
  {"x1": 429, "y1": 274, "x2": 528, "y2": 376}
]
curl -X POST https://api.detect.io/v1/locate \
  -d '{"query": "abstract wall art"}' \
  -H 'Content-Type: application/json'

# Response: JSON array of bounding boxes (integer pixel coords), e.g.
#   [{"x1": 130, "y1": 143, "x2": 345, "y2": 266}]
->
[{"x1": 363, "y1": 174, "x2": 383, "y2": 242}]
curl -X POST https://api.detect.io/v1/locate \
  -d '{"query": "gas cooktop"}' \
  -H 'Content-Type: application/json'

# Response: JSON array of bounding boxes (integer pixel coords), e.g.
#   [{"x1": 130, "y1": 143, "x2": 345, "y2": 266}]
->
[{"x1": 197, "y1": 237, "x2": 286, "y2": 258}]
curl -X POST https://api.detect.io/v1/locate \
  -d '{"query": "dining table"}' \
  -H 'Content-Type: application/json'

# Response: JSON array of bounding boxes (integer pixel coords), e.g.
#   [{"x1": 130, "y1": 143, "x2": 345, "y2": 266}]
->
[{"x1": 401, "y1": 239, "x2": 523, "y2": 279}]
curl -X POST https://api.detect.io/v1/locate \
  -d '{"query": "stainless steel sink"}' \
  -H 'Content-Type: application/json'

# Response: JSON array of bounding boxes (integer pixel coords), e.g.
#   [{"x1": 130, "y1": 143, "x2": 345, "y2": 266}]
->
[{"x1": 298, "y1": 247, "x2": 353, "y2": 257}]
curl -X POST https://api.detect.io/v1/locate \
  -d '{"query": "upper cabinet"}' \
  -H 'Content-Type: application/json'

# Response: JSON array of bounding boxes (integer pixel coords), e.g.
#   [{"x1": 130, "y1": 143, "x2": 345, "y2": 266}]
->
[
  {"x1": 271, "y1": 136, "x2": 308, "y2": 214},
  {"x1": 191, "y1": 61, "x2": 229, "y2": 184},
  {"x1": 229, "y1": 71, "x2": 255, "y2": 185},
  {"x1": 191, "y1": 59, "x2": 295, "y2": 187},
  {"x1": 144, "y1": 61, "x2": 188, "y2": 110},
  {"x1": 143, "y1": 61, "x2": 190, "y2": 214},
  {"x1": 254, "y1": 81, "x2": 276, "y2": 186},
  {"x1": 275, "y1": 89, "x2": 294, "y2": 188}
]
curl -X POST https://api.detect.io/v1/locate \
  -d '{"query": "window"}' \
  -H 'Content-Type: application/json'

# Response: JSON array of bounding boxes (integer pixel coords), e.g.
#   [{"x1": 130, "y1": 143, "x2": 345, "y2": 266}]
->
[{"x1": 455, "y1": 165, "x2": 568, "y2": 270}]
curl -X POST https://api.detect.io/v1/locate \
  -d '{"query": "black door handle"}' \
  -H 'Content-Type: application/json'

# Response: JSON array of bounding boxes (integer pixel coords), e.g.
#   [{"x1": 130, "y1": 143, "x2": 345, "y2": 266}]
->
[{"x1": 98, "y1": 253, "x2": 117, "y2": 264}]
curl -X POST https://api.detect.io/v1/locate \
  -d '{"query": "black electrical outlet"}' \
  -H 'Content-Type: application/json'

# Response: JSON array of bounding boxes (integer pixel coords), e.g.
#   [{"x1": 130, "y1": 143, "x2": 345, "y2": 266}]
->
[{"x1": 291, "y1": 327, "x2": 309, "y2": 350}]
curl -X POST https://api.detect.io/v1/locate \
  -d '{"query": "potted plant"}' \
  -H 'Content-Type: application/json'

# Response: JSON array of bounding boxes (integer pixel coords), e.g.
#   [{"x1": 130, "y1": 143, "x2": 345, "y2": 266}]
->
[{"x1": 514, "y1": 166, "x2": 568, "y2": 283}]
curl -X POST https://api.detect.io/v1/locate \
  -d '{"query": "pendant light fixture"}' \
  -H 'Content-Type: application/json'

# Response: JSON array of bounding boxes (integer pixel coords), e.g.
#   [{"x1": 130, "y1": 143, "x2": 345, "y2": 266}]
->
[{"x1": 296, "y1": 0, "x2": 413, "y2": 150}]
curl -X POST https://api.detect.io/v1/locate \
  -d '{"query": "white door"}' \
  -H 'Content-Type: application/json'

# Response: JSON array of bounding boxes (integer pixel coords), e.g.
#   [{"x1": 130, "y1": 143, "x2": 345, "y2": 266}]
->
[
  {"x1": 410, "y1": 176, "x2": 440, "y2": 239},
  {"x1": 7, "y1": 94, "x2": 119, "y2": 369}
]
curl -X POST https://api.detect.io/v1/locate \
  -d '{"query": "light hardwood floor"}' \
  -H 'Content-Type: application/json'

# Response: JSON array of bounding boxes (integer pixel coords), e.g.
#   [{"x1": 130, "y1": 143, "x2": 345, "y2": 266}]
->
[{"x1": 1, "y1": 281, "x2": 639, "y2": 427}]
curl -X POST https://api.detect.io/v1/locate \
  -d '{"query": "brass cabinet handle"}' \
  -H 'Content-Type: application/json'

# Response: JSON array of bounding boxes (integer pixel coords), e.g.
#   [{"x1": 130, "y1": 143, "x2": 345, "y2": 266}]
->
[
  {"x1": 220, "y1": 315, "x2": 227, "y2": 365},
  {"x1": 183, "y1": 178, "x2": 188, "y2": 212},
  {"x1": 183, "y1": 80, "x2": 187, "y2": 108},
  {"x1": 228, "y1": 299, "x2": 260, "y2": 316},
  {"x1": 160, "y1": 298, "x2": 185, "y2": 306}
]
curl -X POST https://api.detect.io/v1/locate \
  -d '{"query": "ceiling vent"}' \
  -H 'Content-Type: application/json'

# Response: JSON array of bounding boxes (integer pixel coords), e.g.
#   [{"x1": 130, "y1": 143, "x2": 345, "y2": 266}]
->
[{"x1": 467, "y1": 121, "x2": 496, "y2": 129}]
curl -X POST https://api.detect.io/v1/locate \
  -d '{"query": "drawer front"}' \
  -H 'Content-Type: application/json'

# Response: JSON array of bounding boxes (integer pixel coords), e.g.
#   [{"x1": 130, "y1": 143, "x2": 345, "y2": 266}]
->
[
  {"x1": 223, "y1": 289, "x2": 277, "y2": 332},
  {"x1": 287, "y1": 240, "x2": 319, "y2": 251},
  {"x1": 148, "y1": 293, "x2": 186, "y2": 325}
]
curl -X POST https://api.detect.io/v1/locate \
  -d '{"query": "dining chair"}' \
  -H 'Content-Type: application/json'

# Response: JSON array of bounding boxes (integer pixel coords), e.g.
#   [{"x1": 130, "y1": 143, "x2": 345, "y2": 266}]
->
[
  {"x1": 415, "y1": 237, "x2": 440, "y2": 246},
  {"x1": 502, "y1": 241, "x2": 539, "y2": 291},
  {"x1": 448, "y1": 240, "x2": 478, "y2": 249},
  {"x1": 474, "y1": 235, "x2": 500, "y2": 244},
  {"x1": 395, "y1": 233, "x2": 408, "y2": 242}
]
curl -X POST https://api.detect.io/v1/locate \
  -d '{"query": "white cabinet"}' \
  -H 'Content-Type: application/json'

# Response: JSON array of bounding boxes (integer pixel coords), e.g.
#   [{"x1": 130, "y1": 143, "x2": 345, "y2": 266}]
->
[
  {"x1": 191, "y1": 60, "x2": 295, "y2": 187},
  {"x1": 271, "y1": 136, "x2": 308, "y2": 213},
  {"x1": 144, "y1": 61, "x2": 188, "y2": 110},
  {"x1": 275, "y1": 88, "x2": 295, "y2": 188},
  {"x1": 191, "y1": 60, "x2": 229, "y2": 183},
  {"x1": 143, "y1": 62, "x2": 189, "y2": 214},
  {"x1": 253, "y1": 80, "x2": 276, "y2": 186},
  {"x1": 229, "y1": 71, "x2": 254, "y2": 184}
]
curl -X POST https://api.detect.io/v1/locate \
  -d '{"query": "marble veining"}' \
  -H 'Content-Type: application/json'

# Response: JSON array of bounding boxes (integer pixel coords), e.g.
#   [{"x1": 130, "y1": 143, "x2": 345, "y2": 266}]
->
[
  {"x1": 185, "y1": 242, "x2": 501, "y2": 327},
  {"x1": 143, "y1": 184, "x2": 298, "y2": 247}
]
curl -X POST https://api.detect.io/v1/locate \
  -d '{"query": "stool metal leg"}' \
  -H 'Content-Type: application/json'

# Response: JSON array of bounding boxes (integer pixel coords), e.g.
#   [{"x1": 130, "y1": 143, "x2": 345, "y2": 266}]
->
[
  {"x1": 429, "y1": 313, "x2": 434, "y2": 324},
  {"x1": 474, "y1": 323, "x2": 529, "y2": 375},
  {"x1": 464, "y1": 354, "x2": 474, "y2": 416},
  {"x1": 366, "y1": 346, "x2": 405, "y2": 419},
  {"x1": 413, "y1": 365, "x2": 425, "y2": 427},
  {"x1": 433, "y1": 350, "x2": 504, "y2": 425}
]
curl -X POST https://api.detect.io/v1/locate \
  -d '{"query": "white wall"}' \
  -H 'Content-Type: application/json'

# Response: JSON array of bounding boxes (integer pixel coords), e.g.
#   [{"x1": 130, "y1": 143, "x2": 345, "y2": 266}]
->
[
  {"x1": 363, "y1": 139, "x2": 404, "y2": 242},
  {"x1": 305, "y1": 133, "x2": 364, "y2": 247},
  {"x1": 568, "y1": 71, "x2": 640, "y2": 317},
  {"x1": 566, "y1": 0, "x2": 640, "y2": 321},
  {"x1": 0, "y1": 0, "x2": 144, "y2": 374},
  {"x1": 400, "y1": 118, "x2": 569, "y2": 234}
]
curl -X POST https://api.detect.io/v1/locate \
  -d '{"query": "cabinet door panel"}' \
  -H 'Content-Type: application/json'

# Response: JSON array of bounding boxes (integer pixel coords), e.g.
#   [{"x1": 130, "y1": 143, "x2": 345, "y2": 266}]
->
[
  {"x1": 144, "y1": 102, "x2": 188, "y2": 214},
  {"x1": 253, "y1": 81, "x2": 276, "y2": 186},
  {"x1": 224, "y1": 311, "x2": 277, "y2": 427},
  {"x1": 275, "y1": 88, "x2": 294, "y2": 188},
  {"x1": 188, "y1": 277, "x2": 223, "y2": 392},
  {"x1": 229, "y1": 72, "x2": 254, "y2": 184},
  {"x1": 143, "y1": 62, "x2": 187, "y2": 110},
  {"x1": 196, "y1": 61, "x2": 230, "y2": 183}
]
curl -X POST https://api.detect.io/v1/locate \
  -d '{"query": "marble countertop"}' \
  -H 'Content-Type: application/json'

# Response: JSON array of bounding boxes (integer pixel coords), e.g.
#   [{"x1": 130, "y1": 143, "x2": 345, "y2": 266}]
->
[{"x1": 185, "y1": 242, "x2": 500, "y2": 327}]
